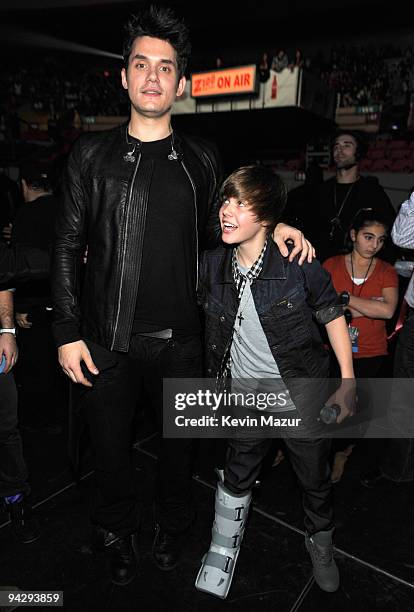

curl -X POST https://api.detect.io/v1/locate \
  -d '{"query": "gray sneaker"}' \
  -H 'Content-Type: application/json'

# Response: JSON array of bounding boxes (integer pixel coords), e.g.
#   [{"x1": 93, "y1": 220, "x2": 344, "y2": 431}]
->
[{"x1": 305, "y1": 529, "x2": 339, "y2": 592}]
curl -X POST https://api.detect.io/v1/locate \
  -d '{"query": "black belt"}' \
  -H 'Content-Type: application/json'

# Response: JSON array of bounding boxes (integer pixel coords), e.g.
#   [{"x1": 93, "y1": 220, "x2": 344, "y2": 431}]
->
[{"x1": 138, "y1": 328, "x2": 173, "y2": 340}]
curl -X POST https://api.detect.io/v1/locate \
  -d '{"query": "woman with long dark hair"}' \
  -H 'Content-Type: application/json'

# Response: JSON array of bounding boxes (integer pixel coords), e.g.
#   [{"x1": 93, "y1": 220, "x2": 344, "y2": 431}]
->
[{"x1": 323, "y1": 208, "x2": 398, "y2": 481}]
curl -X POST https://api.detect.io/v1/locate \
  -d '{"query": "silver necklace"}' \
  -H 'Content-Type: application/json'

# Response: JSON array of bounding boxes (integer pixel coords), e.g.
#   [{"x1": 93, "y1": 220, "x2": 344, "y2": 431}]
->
[{"x1": 329, "y1": 181, "x2": 357, "y2": 240}]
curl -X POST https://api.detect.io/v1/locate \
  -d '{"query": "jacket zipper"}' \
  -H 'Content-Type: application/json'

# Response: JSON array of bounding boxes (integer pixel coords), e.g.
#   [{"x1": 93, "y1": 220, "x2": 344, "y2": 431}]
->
[
  {"x1": 217, "y1": 335, "x2": 232, "y2": 385},
  {"x1": 111, "y1": 152, "x2": 142, "y2": 350},
  {"x1": 216, "y1": 288, "x2": 239, "y2": 386},
  {"x1": 181, "y1": 160, "x2": 199, "y2": 291}
]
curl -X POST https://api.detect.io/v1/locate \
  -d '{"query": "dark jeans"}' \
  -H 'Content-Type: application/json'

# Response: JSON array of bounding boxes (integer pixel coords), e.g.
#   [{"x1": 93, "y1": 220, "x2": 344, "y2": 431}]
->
[
  {"x1": 77, "y1": 334, "x2": 203, "y2": 538},
  {"x1": 381, "y1": 311, "x2": 414, "y2": 481},
  {"x1": 224, "y1": 436, "x2": 333, "y2": 535},
  {"x1": 0, "y1": 372, "x2": 29, "y2": 498}
]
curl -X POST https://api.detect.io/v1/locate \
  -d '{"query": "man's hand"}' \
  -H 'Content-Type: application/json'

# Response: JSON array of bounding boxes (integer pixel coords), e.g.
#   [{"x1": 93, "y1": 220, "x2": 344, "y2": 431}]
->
[
  {"x1": 326, "y1": 378, "x2": 357, "y2": 424},
  {"x1": 58, "y1": 340, "x2": 99, "y2": 387},
  {"x1": 272, "y1": 223, "x2": 316, "y2": 264},
  {"x1": 0, "y1": 332, "x2": 18, "y2": 374},
  {"x1": 16, "y1": 313, "x2": 32, "y2": 329}
]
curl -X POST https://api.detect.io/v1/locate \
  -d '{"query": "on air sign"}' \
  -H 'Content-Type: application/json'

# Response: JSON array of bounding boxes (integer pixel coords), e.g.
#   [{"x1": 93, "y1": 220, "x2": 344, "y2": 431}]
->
[{"x1": 191, "y1": 65, "x2": 258, "y2": 99}]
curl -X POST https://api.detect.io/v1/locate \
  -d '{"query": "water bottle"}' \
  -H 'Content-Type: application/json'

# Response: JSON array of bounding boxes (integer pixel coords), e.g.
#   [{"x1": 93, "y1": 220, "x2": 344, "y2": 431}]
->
[{"x1": 319, "y1": 403, "x2": 340, "y2": 424}]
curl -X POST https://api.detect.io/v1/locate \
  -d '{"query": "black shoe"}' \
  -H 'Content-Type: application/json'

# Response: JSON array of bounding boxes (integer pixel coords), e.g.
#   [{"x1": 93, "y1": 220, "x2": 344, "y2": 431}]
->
[
  {"x1": 152, "y1": 524, "x2": 180, "y2": 571},
  {"x1": 4, "y1": 499, "x2": 40, "y2": 544},
  {"x1": 305, "y1": 529, "x2": 339, "y2": 592},
  {"x1": 102, "y1": 531, "x2": 138, "y2": 586},
  {"x1": 360, "y1": 468, "x2": 389, "y2": 488}
]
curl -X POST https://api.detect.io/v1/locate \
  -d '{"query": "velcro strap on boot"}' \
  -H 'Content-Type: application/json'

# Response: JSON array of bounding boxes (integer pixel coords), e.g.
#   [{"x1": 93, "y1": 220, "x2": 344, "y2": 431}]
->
[
  {"x1": 203, "y1": 551, "x2": 234, "y2": 574},
  {"x1": 211, "y1": 528, "x2": 242, "y2": 549},
  {"x1": 104, "y1": 532, "x2": 120, "y2": 547},
  {"x1": 215, "y1": 504, "x2": 246, "y2": 521}
]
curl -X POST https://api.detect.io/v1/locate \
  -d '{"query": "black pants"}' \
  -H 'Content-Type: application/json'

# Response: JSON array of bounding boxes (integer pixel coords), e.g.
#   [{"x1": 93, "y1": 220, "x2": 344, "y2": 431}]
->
[
  {"x1": 14, "y1": 307, "x2": 65, "y2": 428},
  {"x1": 0, "y1": 372, "x2": 29, "y2": 498},
  {"x1": 78, "y1": 334, "x2": 202, "y2": 538},
  {"x1": 381, "y1": 311, "x2": 414, "y2": 481},
  {"x1": 224, "y1": 435, "x2": 333, "y2": 535}
]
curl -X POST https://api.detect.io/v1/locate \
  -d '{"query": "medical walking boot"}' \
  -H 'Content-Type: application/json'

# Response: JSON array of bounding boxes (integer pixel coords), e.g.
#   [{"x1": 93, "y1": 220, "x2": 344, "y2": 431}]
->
[
  {"x1": 195, "y1": 482, "x2": 251, "y2": 599},
  {"x1": 305, "y1": 528, "x2": 339, "y2": 592}
]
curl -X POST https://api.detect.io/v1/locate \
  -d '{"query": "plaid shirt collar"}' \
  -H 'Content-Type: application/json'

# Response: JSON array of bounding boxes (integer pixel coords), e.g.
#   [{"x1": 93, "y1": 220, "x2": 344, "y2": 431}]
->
[{"x1": 232, "y1": 239, "x2": 268, "y2": 298}]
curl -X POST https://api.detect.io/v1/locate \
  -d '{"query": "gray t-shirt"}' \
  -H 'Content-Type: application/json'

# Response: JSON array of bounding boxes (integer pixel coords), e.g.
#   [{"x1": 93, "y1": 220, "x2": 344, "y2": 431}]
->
[{"x1": 230, "y1": 264, "x2": 296, "y2": 412}]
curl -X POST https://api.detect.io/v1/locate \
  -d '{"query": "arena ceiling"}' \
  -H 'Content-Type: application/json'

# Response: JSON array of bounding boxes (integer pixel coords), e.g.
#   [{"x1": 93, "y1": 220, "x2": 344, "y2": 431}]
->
[
  {"x1": 0, "y1": 0, "x2": 410, "y2": 62},
  {"x1": 0, "y1": 0, "x2": 361, "y2": 10}
]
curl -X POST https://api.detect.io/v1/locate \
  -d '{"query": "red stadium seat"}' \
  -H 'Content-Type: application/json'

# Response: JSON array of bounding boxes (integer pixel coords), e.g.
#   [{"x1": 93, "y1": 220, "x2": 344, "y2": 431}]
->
[
  {"x1": 387, "y1": 140, "x2": 408, "y2": 149},
  {"x1": 390, "y1": 148, "x2": 409, "y2": 160},
  {"x1": 368, "y1": 148, "x2": 386, "y2": 160},
  {"x1": 370, "y1": 158, "x2": 392, "y2": 171},
  {"x1": 390, "y1": 158, "x2": 414, "y2": 172}
]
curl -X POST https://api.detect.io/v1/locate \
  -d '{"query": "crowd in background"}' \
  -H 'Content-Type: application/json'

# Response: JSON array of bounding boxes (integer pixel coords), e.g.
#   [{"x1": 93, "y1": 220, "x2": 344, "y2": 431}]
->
[
  {"x1": 319, "y1": 44, "x2": 414, "y2": 108},
  {"x1": 1, "y1": 43, "x2": 414, "y2": 125},
  {"x1": 0, "y1": 55, "x2": 129, "y2": 122}
]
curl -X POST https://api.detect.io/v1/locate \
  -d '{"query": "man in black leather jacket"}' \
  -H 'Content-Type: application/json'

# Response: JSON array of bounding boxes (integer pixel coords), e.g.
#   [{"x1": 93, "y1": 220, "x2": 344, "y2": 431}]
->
[{"x1": 51, "y1": 5, "x2": 314, "y2": 585}]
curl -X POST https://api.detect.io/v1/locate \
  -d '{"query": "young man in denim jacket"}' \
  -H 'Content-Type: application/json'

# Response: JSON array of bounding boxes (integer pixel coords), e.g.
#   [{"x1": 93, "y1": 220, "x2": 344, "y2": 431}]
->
[{"x1": 196, "y1": 165, "x2": 355, "y2": 599}]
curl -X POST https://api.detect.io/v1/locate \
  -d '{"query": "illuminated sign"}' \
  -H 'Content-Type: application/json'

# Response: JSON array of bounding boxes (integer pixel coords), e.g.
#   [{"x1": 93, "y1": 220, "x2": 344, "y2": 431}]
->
[{"x1": 191, "y1": 65, "x2": 257, "y2": 99}]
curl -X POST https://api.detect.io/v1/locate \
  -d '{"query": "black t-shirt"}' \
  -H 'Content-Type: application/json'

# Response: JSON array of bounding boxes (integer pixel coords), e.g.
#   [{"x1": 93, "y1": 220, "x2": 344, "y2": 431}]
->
[
  {"x1": 309, "y1": 176, "x2": 396, "y2": 262},
  {"x1": 12, "y1": 194, "x2": 57, "y2": 249},
  {"x1": 132, "y1": 135, "x2": 201, "y2": 337}
]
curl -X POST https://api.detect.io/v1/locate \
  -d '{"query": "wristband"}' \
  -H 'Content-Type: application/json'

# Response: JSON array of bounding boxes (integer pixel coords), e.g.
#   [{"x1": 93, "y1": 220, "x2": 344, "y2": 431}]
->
[
  {"x1": 338, "y1": 291, "x2": 350, "y2": 307},
  {"x1": 0, "y1": 328, "x2": 16, "y2": 336}
]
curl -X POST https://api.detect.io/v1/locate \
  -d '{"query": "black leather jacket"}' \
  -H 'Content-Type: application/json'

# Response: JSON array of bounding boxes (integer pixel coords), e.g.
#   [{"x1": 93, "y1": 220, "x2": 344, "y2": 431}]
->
[{"x1": 51, "y1": 124, "x2": 220, "y2": 351}]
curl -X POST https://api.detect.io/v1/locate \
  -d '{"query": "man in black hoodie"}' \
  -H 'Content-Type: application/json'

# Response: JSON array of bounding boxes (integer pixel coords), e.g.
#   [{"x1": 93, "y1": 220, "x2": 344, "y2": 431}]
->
[{"x1": 309, "y1": 130, "x2": 396, "y2": 262}]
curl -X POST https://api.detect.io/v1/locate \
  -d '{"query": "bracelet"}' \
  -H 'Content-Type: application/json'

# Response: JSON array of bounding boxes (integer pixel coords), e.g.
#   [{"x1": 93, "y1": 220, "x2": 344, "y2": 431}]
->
[
  {"x1": 0, "y1": 328, "x2": 16, "y2": 336},
  {"x1": 338, "y1": 291, "x2": 350, "y2": 307}
]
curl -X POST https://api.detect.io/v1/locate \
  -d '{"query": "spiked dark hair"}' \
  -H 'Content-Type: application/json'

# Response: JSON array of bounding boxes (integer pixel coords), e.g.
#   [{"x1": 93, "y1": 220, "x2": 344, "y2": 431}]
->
[
  {"x1": 220, "y1": 165, "x2": 287, "y2": 232},
  {"x1": 123, "y1": 5, "x2": 191, "y2": 79}
]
